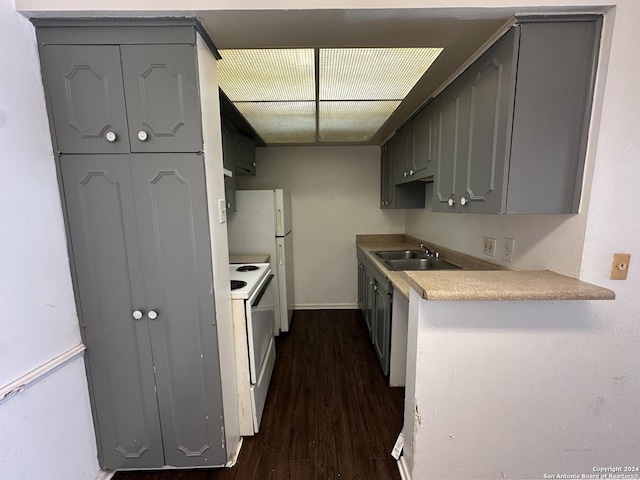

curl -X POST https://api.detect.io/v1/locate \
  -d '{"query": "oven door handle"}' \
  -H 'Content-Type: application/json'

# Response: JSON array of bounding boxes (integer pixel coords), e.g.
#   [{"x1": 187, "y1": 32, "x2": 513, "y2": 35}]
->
[{"x1": 251, "y1": 274, "x2": 274, "y2": 308}]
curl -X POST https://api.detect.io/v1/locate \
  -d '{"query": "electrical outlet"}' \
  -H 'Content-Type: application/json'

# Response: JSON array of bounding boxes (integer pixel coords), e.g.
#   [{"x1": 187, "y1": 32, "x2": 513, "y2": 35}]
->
[
  {"x1": 501, "y1": 237, "x2": 515, "y2": 262},
  {"x1": 483, "y1": 237, "x2": 496, "y2": 257}
]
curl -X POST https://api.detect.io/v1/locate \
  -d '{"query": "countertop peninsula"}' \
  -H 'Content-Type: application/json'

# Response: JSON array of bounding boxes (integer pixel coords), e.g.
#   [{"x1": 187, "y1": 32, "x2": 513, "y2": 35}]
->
[{"x1": 356, "y1": 234, "x2": 615, "y2": 302}]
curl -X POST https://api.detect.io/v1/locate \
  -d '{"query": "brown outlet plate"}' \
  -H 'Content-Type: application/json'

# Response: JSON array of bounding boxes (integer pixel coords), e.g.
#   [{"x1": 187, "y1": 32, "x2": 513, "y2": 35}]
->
[{"x1": 610, "y1": 253, "x2": 631, "y2": 280}]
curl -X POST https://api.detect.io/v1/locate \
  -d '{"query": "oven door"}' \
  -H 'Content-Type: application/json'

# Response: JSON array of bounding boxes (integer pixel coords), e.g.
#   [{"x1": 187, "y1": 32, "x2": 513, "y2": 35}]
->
[{"x1": 245, "y1": 274, "x2": 275, "y2": 385}]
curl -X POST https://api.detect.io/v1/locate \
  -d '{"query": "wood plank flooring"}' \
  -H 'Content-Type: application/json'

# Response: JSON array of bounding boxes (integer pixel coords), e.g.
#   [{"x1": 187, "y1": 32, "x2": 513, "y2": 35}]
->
[{"x1": 113, "y1": 310, "x2": 404, "y2": 480}]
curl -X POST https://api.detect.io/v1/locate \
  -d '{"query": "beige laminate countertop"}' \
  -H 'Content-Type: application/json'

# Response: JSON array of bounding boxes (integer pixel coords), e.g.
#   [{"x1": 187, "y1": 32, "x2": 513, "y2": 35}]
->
[{"x1": 356, "y1": 235, "x2": 615, "y2": 302}]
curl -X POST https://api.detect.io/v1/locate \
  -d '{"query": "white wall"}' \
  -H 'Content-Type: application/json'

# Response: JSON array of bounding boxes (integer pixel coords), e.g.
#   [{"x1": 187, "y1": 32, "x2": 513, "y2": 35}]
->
[
  {"x1": 0, "y1": 1, "x2": 99, "y2": 478},
  {"x1": 236, "y1": 146, "x2": 405, "y2": 308},
  {"x1": 406, "y1": 187, "x2": 588, "y2": 276},
  {"x1": 404, "y1": 3, "x2": 640, "y2": 479}
]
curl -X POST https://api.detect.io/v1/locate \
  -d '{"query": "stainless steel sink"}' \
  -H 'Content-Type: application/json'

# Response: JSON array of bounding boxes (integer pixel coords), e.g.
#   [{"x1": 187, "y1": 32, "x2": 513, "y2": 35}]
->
[
  {"x1": 382, "y1": 258, "x2": 462, "y2": 271},
  {"x1": 374, "y1": 250, "x2": 428, "y2": 260}
]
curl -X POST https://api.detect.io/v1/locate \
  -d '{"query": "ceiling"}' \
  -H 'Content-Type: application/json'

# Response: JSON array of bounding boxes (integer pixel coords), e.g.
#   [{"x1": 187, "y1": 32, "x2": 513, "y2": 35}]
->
[
  {"x1": 196, "y1": 9, "x2": 515, "y2": 145},
  {"x1": 22, "y1": 5, "x2": 601, "y2": 145}
]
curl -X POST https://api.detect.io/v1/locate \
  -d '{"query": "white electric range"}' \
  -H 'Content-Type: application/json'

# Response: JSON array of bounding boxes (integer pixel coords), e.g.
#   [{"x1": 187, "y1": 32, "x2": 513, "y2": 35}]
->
[{"x1": 229, "y1": 263, "x2": 277, "y2": 435}]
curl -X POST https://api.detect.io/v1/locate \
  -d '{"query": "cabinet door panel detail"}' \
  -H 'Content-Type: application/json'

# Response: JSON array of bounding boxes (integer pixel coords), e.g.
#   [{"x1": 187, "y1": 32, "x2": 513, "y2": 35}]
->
[
  {"x1": 60, "y1": 155, "x2": 163, "y2": 469},
  {"x1": 132, "y1": 154, "x2": 225, "y2": 467},
  {"x1": 464, "y1": 27, "x2": 517, "y2": 213},
  {"x1": 433, "y1": 76, "x2": 468, "y2": 211},
  {"x1": 40, "y1": 45, "x2": 129, "y2": 154},
  {"x1": 121, "y1": 45, "x2": 202, "y2": 153}
]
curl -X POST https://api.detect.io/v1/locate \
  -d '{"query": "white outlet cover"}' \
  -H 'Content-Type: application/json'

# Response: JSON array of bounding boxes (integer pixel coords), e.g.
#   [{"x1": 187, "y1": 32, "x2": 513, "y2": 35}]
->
[{"x1": 501, "y1": 237, "x2": 515, "y2": 262}]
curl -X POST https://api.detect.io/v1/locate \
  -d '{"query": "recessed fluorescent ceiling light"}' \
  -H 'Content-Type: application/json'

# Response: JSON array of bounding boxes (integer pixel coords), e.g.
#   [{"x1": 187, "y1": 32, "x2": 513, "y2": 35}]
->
[
  {"x1": 319, "y1": 101, "x2": 402, "y2": 143},
  {"x1": 233, "y1": 102, "x2": 316, "y2": 144},
  {"x1": 217, "y1": 47, "x2": 443, "y2": 144},
  {"x1": 217, "y1": 49, "x2": 315, "y2": 101},
  {"x1": 319, "y1": 48, "x2": 443, "y2": 100}
]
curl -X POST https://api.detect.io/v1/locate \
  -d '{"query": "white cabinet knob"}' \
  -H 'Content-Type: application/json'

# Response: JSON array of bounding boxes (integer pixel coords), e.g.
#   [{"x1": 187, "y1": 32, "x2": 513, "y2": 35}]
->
[
  {"x1": 105, "y1": 131, "x2": 117, "y2": 142},
  {"x1": 132, "y1": 310, "x2": 143, "y2": 320},
  {"x1": 448, "y1": 198, "x2": 455, "y2": 207},
  {"x1": 460, "y1": 196, "x2": 468, "y2": 206},
  {"x1": 147, "y1": 310, "x2": 158, "y2": 320},
  {"x1": 137, "y1": 131, "x2": 148, "y2": 141},
  {"x1": 409, "y1": 169, "x2": 414, "y2": 175},
  {"x1": 403, "y1": 171, "x2": 408, "y2": 177}
]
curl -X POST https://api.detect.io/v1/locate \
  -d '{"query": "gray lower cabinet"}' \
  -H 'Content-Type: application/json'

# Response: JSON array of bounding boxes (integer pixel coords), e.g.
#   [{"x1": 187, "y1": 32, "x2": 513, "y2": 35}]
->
[
  {"x1": 61, "y1": 153, "x2": 226, "y2": 469},
  {"x1": 357, "y1": 254, "x2": 392, "y2": 375},
  {"x1": 433, "y1": 17, "x2": 600, "y2": 214}
]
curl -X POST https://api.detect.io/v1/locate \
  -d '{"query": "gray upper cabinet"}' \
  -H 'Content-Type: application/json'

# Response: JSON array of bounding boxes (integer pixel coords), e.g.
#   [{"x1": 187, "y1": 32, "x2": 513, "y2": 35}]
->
[
  {"x1": 234, "y1": 131, "x2": 256, "y2": 175},
  {"x1": 41, "y1": 42, "x2": 203, "y2": 154},
  {"x1": 391, "y1": 124, "x2": 412, "y2": 184},
  {"x1": 380, "y1": 141, "x2": 427, "y2": 209},
  {"x1": 121, "y1": 45, "x2": 202, "y2": 153},
  {"x1": 433, "y1": 17, "x2": 600, "y2": 214},
  {"x1": 433, "y1": 74, "x2": 468, "y2": 211},
  {"x1": 410, "y1": 103, "x2": 438, "y2": 180},
  {"x1": 40, "y1": 45, "x2": 130, "y2": 154},
  {"x1": 459, "y1": 27, "x2": 518, "y2": 214}
]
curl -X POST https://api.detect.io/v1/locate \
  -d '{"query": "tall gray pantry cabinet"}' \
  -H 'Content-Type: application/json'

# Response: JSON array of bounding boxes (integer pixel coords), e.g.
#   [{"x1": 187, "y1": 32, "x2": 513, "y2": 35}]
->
[{"x1": 36, "y1": 20, "x2": 231, "y2": 470}]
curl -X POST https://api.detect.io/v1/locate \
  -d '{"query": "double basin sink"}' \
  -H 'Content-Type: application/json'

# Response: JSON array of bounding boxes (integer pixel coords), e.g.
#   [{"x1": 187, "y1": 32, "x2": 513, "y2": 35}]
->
[{"x1": 374, "y1": 250, "x2": 461, "y2": 271}]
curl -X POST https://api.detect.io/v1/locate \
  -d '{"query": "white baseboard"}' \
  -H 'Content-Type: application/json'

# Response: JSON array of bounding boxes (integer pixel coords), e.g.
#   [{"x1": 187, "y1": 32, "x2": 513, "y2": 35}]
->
[
  {"x1": 398, "y1": 456, "x2": 410, "y2": 480},
  {"x1": 95, "y1": 470, "x2": 115, "y2": 480},
  {"x1": 294, "y1": 303, "x2": 358, "y2": 310}
]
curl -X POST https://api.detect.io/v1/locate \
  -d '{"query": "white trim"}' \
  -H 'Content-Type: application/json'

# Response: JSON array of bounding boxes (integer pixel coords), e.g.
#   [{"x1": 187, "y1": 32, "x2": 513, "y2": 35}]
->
[
  {"x1": 0, "y1": 343, "x2": 86, "y2": 404},
  {"x1": 226, "y1": 436, "x2": 243, "y2": 467},
  {"x1": 397, "y1": 456, "x2": 411, "y2": 480},
  {"x1": 294, "y1": 303, "x2": 359, "y2": 310},
  {"x1": 95, "y1": 470, "x2": 116, "y2": 480}
]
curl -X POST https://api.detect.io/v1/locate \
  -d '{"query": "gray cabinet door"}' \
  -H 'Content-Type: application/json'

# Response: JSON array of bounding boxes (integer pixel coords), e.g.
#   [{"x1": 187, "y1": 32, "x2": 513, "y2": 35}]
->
[
  {"x1": 380, "y1": 143, "x2": 392, "y2": 208},
  {"x1": 373, "y1": 282, "x2": 390, "y2": 376},
  {"x1": 40, "y1": 45, "x2": 130, "y2": 154},
  {"x1": 365, "y1": 270, "x2": 376, "y2": 342},
  {"x1": 391, "y1": 125, "x2": 411, "y2": 184},
  {"x1": 234, "y1": 132, "x2": 256, "y2": 175},
  {"x1": 462, "y1": 27, "x2": 519, "y2": 214},
  {"x1": 131, "y1": 154, "x2": 226, "y2": 467},
  {"x1": 121, "y1": 45, "x2": 202, "y2": 153},
  {"x1": 433, "y1": 75, "x2": 468, "y2": 212},
  {"x1": 60, "y1": 155, "x2": 164, "y2": 470},
  {"x1": 411, "y1": 104, "x2": 438, "y2": 180}
]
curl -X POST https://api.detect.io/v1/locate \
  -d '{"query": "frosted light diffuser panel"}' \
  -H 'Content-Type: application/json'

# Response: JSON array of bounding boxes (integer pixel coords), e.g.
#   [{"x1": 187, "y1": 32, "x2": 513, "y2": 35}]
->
[
  {"x1": 319, "y1": 48, "x2": 443, "y2": 100},
  {"x1": 234, "y1": 102, "x2": 316, "y2": 143},
  {"x1": 218, "y1": 49, "x2": 315, "y2": 101},
  {"x1": 319, "y1": 101, "x2": 401, "y2": 142}
]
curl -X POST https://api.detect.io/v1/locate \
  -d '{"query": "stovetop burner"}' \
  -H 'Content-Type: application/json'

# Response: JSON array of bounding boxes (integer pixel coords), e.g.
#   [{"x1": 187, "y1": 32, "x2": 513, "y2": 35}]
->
[
  {"x1": 231, "y1": 280, "x2": 247, "y2": 291},
  {"x1": 236, "y1": 265, "x2": 259, "y2": 272}
]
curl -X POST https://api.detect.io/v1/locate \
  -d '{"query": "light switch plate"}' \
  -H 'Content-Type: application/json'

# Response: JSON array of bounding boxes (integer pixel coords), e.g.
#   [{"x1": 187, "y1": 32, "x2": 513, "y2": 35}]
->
[
  {"x1": 218, "y1": 199, "x2": 227, "y2": 224},
  {"x1": 611, "y1": 253, "x2": 631, "y2": 280}
]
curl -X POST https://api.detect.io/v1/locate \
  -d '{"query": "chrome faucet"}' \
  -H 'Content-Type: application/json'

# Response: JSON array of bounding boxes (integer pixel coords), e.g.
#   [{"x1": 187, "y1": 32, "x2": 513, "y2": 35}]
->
[{"x1": 420, "y1": 243, "x2": 437, "y2": 258}]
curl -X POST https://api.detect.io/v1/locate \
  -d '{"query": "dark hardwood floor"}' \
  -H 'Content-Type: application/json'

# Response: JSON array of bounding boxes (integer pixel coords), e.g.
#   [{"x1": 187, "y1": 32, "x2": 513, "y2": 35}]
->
[{"x1": 113, "y1": 310, "x2": 404, "y2": 480}]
